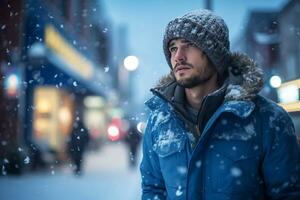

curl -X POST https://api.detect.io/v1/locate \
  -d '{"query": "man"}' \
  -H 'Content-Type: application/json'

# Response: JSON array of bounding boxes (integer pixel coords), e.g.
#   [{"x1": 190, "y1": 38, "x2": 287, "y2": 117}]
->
[
  {"x1": 123, "y1": 117, "x2": 142, "y2": 168},
  {"x1": 68, "y1": 120, "x2": 90, "y2": 176},
  {"x1": 140, "y1": 9, "x2": 300, "y2": 200}
]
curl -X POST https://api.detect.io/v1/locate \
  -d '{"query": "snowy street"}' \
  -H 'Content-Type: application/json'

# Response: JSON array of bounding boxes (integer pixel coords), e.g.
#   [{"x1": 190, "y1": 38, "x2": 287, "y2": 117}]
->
[
  {"x1": 0, "y1": 142, "x2": 141, "y2": 200},
  {"x1": 2, "y1": 0, "x2": 300, "y2": 199}
]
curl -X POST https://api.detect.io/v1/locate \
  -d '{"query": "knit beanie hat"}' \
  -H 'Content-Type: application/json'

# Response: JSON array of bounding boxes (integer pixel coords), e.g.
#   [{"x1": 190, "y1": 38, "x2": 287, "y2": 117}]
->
[{"x1": 163, "y1": 9, "x2": 231, "y2": 76}]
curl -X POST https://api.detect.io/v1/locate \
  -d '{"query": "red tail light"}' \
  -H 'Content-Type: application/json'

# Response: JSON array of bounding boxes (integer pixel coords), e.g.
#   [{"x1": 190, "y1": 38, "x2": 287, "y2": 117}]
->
[{"x1": 107, "y1": 124, "x2": 120, "y2": 141}]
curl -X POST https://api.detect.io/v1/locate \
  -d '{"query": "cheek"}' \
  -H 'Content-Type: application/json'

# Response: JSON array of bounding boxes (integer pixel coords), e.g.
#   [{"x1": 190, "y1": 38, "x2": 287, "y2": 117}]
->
[
  {"x1": 192, "y1": 55, "x2": 205, "y2": 67},
  {"x1": 170, "y1": 58, "x2": 176, "y2": 69}
]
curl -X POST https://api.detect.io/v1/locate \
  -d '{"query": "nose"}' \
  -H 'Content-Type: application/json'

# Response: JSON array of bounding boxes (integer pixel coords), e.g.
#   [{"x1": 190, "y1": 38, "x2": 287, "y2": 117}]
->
[{"x1": 174, "y1": 48, "x2": 186, "y2": 63}]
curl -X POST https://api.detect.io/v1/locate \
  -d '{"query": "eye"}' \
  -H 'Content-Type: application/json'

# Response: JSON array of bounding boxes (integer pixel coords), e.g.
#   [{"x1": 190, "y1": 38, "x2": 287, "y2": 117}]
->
[{"x1": 169, "y1": 46, "x2": 177, "y2": 53}]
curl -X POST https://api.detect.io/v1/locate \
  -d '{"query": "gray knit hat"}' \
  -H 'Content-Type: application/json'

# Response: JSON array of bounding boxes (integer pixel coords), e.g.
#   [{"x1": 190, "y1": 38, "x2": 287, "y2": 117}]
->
[{"x1": 163, "y1": 9, "x2": 231, "y2": 76}]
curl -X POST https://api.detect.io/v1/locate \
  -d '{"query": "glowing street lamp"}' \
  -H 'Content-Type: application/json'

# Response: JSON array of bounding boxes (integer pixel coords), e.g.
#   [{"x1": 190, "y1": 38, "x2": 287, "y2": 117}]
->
[
  {"x1": 4, "y1": 66, "x2": 21, "y2": 98},
  {"x1": 123, "y1": 55, "x2": 139, "y2": 71},
  {"x1": 270, "y1": 75, "x2": 282, "y2": 88}
]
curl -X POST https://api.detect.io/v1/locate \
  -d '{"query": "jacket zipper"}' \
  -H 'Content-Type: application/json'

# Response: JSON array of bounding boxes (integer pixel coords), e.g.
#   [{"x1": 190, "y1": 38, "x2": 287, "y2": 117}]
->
[
  {"x1": 151, "y1": 90, "x2": 200, "y2": 199},
  {"x1": 186, "y1": 96, "x2": 208, "y2": 200}
]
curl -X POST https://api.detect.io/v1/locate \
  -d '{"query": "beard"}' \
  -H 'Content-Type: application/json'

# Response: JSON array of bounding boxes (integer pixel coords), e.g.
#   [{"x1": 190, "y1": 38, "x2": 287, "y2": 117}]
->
[
  {"x1": 175, "y1": 63, "x2": 217, "y2": 88},
  {"x1": 176, "y1": 74, "x2": 213, "y2": 88}
]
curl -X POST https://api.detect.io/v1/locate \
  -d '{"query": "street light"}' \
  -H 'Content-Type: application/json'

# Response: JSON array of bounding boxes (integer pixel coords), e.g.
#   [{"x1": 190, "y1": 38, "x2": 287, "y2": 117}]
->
[
  {"x1": 123, "y1": 55, "x2": 139, "y2": 71},
  {"x1": 4, "y1": 67, "x2": 21, "y2": 98},
  {"x1": 269, "y1": 75, "x2": 282, "y2": 88},
  {"x1": 204, "y1": 0, "x2": 212, "y2": 10}
]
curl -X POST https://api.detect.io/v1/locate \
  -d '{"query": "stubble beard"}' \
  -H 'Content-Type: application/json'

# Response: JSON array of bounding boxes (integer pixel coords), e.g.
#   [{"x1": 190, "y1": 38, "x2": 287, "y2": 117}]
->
[{"x1": 175, "y1": 65, "x2": 217, "y2": 89}]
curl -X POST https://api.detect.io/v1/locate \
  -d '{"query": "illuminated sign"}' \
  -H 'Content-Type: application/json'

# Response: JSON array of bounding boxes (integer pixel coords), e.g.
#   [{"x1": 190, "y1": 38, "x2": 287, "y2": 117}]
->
[
  {"x1": 278, "y1": 79, "x2": 300, "y2": 112},
  {"x1": 45, "y1": 25, "x2": 94, "y2": 79},
  {"x1": 279, "y1": 102, "x2": 300, "y2": 113},
  {"x1": 278, "y1": 84, "x2": 299, "y2": 104}
]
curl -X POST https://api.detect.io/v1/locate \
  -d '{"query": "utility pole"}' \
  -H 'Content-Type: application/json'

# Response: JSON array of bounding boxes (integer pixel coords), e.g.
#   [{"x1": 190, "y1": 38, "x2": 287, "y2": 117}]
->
[{"x1": 204, "y1": 0, "x2": 213, "y2": 10}]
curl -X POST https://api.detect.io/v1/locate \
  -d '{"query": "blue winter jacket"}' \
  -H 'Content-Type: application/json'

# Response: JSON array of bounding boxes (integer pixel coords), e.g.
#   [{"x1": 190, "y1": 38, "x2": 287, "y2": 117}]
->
[{"x1": 140, "y1": 53, "x2": 300, "y2": 200}]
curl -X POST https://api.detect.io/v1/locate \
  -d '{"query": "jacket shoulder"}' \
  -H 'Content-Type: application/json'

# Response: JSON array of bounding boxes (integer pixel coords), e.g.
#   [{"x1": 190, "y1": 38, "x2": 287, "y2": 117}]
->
[
  {"x1": 255, "y1": 95, "x2": 290, "y2": 117},
  {"x1": 145, "y1": 95, "x2": 168, "y2": 111},
  {"x1": 255, "y1": 95, "x2": 295, "y2": 134}
]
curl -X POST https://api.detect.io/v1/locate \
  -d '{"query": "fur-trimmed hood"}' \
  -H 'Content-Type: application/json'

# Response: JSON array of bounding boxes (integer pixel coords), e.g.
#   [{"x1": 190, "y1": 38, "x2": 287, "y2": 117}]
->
[{"x1": 153, "y1": 52, "x2": 264, "y2": 102}]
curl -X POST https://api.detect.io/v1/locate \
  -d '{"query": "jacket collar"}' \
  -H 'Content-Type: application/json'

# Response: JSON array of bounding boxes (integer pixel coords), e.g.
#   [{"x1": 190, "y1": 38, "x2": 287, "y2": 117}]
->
[
  {"x1": 222, "y1": 100, "x2": 255, "y2": 118},
  {"x1": 146, "y1": 52, "x2": 263, "y2": 118},
  {"x1": 146, "y1": 90, "x2": 256, "y2": 119}
]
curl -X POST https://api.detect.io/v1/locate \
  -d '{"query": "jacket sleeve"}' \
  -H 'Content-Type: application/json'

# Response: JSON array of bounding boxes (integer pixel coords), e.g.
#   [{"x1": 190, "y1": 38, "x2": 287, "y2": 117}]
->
[
  {"x1": 262, "y1": 109, "x2": 300, "y2": 200},
  {"x1": 140, "y1": 116, "x2": 167, "y2": 200}
]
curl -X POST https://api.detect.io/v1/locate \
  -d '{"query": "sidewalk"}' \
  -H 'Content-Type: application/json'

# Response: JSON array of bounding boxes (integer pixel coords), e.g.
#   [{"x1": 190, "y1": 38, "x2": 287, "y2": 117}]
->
[{"x1": 0, "y1": 142, "x2": 142, "y2": 200}]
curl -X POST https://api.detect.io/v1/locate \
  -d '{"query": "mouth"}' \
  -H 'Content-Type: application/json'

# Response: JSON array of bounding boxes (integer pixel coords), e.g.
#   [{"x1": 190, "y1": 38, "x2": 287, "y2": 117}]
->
[{"x1": 175, "y1": 65, "x2": 191, "y2": 73}]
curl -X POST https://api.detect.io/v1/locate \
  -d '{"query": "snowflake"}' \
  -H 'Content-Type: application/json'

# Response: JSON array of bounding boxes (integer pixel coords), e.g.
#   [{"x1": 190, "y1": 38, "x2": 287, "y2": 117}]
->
[
  {"x1": 24, "y1": 156, "x2": 30, "y2": 164},
  {"x1": 175, "y1": 186, "x2": 183, "y2": 196},
  {"x1": 231, "y1": 167, "x2": 242, "y2": 177},
  {"x1": 195, "y1": 160, "x2": 202, "y2": 168}
]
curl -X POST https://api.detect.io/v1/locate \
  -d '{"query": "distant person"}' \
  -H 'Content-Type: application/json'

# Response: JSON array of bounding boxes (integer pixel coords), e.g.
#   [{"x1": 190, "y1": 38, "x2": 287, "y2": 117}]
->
[
  {"x1": 140, "y1": 9, "x2": 300, "y2": 199},
  {"x1": 27, "y1": 141, "x2": 46, "y2": 171},
  {"x1": 67, "y1": 120, "x2": 90, "y2": 175},
  {"x1": 123, "y1": 119, "x2": 142, "y2": 168}
]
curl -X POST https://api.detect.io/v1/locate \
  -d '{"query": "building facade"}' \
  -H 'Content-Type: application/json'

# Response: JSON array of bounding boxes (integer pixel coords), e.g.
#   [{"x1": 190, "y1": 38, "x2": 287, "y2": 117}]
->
[
  {"x1": 236, "y1": 10, "x2": 280, "y2": 101},
  {"x1": 0, "y1": 0, "x2": 120, "y2": 174}
]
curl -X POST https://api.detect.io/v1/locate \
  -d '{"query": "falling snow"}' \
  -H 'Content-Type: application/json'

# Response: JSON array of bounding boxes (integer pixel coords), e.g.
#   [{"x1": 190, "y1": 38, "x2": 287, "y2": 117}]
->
[
  {"x1": 177, "y1": 166, "x2": 187, "y2": 174},
  {"x1": 213, "y1": 122, "x2": 257, "y2": 141},
  {"x1": 243, "y1": 123, "x2": 256, "y2": 137},
  {"x1": 102, "y1": 28, "x2": 108, "y2": 33},
  {"x1": 221, "y1": 119, "x2": 227, "y2": 125},
  {"x1": 175, "y1": 186, "x2": 183, "y2": 196},
  {"x1": 24, "y1": 156, "x2": 30, "y2": 164},
  {"x1": 1, "y1": 2, "x2": 299, "y2": 200},
  {"x1": 2, "y1": 166, "x2": 7, "y2": 175},
  {"x1": 231, "y1": 167, "x2": 242, "y2": 177},
  {"x1": 195, "y1": 160, "x2": 202, "y2": 168}
]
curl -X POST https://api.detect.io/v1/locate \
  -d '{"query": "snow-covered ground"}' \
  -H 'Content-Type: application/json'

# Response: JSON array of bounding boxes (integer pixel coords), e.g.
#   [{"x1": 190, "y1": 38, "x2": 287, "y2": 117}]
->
[{"x1": 0, "y1": 142, "x2": 142, "y2": 200}]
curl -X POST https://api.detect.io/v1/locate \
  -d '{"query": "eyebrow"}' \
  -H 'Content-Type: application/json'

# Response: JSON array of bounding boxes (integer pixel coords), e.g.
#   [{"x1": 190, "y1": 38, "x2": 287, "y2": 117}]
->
[
  {"x1": 169, "y1": 39, "x2": 191, "y2": 48},
  {"x1": 169, "y1": 41, "x2": 176, "y2": 48}
]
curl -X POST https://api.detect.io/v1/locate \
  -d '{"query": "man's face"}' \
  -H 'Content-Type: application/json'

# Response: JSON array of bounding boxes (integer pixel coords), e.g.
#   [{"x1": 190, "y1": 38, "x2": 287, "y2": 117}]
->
[{"x1": 168, "y1": 38, "x2": 217, "y2": 88}]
